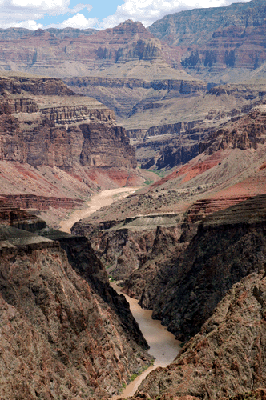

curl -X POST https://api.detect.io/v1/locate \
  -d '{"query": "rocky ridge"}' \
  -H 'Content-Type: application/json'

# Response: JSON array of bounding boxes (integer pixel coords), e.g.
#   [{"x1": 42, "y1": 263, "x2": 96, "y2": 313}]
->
[
  {"x1": 72, "y1": 109, "x2": 266, "y2": 312},
  {"x1": 0, "y1": 75, "x2": 141, "y2": 227},
  {"x1": 0, "y1": 206, "x2": 151, "y2": 399},
  {"x1": 0, "y1": 21, "x2": 173, "y2": 77},
  {"x1": 150, "y1": 195, "x2": 266, "y2": 341},
  {"x1": 65, "y1": 73, "x2": 206, "y2": 120},
  {"x1": 131, "y1": 271, "x2": 266, "y2": 400},
  {"x1": 149, "y1": 0, "x2": 266, "y2": 82}
]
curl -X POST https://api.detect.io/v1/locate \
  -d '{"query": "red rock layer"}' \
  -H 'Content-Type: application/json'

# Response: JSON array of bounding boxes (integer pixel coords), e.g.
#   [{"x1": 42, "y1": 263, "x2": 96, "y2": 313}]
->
[{"x1": 0, "y1": 194, "x2": 84, "y2": 211}]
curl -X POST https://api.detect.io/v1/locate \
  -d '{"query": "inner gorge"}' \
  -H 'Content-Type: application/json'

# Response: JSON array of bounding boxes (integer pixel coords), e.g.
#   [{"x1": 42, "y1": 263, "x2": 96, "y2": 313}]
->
[
  {"x1": 60, "y1": 187, "x2": 181, "y2": 399},
  {"x1": 2, "y1": 0, "x2": 266, "y2": 398}
]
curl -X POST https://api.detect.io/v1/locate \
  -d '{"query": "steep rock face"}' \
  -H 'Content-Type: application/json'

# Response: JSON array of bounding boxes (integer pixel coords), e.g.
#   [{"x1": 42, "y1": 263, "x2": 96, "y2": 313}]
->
[
  {"x1": 149, "y1": 0, "x2": 266, "y2": 78},
  {"x1": 0, "y1": 79, "x2": 135, "y2": 169},
  {"x1": 123, "y1": 225, "x2": 188, "y2": 310},
  {"x1": 0, "y1": 211, "x2": 150, "y2": 398},
  {"x1": 0, "y1": 21, "x2": 159, "y2": 77},
  {"x1": 128, "y1": 84, "x2": 264, "y2": 169},
  {"x1": 152, "y1": 195, "x2": 266, "y2": 341},
  {"x1": 0, "y1": 75, "x2": 139, "y2": 227},
  {"x1": 200, "y1": 109, "x2": 266, "y2": 155},
  {"x1": 0, "y1": 197, "x2": 47, "y2": 231},
  {"x1": 0, "y1": 242, "x2": 148, "y2": 399},
  {"x1": 0, "y1": 76, "x2": 74, "y2": 96},
  {"x1": 149, "y1": 1, "x2": 255, "y2": 46},
  {"x1": 0, "y1": 194, "x2": 84, "y2": 211},
  {"x1": 132, "y1": 272, "x2": 266, "y2": 400},
  {"x1": 71, "y1": 213, "x2": 182, "y2": 282}
]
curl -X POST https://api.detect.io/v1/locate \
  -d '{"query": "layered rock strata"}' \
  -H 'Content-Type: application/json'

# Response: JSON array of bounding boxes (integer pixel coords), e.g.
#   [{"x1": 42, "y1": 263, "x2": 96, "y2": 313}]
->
[
  {"x1": 0, "y1": 21, "x2": 168, "y2": 77},
  {"x1": 0, "y1": 79, "x2": 135, "y2": 169},
  {"x1": 149, "y1": 0, "x2": 266, "y2": 81},
  {"x1": 0, "y1": 194, "x2": 84, "y2": 211},
  {"x1": 0, "y1": 75, "x2": 140, "y2": 226}
]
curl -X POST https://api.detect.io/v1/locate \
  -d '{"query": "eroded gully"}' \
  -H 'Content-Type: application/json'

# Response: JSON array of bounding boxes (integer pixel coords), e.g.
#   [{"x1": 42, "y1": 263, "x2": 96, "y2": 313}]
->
[{"x1": 59, "y1": 188, "x2": 180, "y2": 398}]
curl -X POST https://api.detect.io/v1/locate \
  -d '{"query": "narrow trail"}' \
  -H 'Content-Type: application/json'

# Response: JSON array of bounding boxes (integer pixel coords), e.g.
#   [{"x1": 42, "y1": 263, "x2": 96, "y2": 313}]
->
[{"x1": 59, "y1": 187, "x2": 180, "y2": 399}]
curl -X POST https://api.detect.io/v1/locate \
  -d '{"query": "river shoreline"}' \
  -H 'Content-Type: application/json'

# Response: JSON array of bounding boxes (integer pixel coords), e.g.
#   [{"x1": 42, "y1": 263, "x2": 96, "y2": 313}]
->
[
  {"x1": 111, "y1": 282, "x2": 180, "y2": 399},
  {"x1": 59, "y1": 187, "x2": 180, "y2": 399}
]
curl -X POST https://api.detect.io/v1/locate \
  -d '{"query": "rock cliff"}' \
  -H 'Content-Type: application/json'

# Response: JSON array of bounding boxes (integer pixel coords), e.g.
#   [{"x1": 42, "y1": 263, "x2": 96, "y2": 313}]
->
[
  {"x1": 151, "y1": 195, "x2": 266, "y2": 341},
  {"x1": 124, "y1": 83, "x2": 266, "y2": 169},
  {"x1": 72, "y1": 213, "x2": 182, "y2": 282},
  {"x1": 0, "y1": 75, "x2": 140, "y2": 226},
  {"x1": 65, "y1": 75, "x2": 206, "y2": 119},
  {"x1": 0, "y1": 208, "x2": 150, "y2": 399},
  {"x1": 0, "y1": 21, "x2": 162, "y2": 77},
  {"x1": 131, "y1": 271, "x2": 266, "y2": 400},
  {"x1": 149, "y1": 0, "x2": 266, "y2": 82},
  {"x1": 0, "y1": 76, "x2": 135, "y2": 169}
]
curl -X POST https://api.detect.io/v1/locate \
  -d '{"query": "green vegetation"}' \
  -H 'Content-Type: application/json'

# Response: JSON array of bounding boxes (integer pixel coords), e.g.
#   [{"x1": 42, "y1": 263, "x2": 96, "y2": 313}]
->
[
  {"x1": 144, "y1": 179, "x2": 154, "y2": 185},
  {"x1": 150, "y1": 169, "x2": 168, "y2": 178},
  {"x1": 130, "y1": 373, "x2": 138, "y2": 381}
]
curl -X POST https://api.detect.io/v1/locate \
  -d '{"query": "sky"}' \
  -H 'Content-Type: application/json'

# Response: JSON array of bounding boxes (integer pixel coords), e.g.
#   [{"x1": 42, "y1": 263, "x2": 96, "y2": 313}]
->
[{"x1": 0, "y1": 0, "x2": 251, "y2": 31}]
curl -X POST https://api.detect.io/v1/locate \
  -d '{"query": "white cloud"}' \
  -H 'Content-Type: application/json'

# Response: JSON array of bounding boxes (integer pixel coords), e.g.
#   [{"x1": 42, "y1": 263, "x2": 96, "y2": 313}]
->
[
  {"x1": 51, "y1": 13, "x2": 98, "y2": 29},
  {"x1": 70, "y1": 3, "x2": 92, "y2": 14},
  {"x1": 13, "y1": 19, "x2": 43, "y2": 29},
  {"x1": 10, "y1": 0, "x2": 67, "y2": 9},
  {"x1": 99, "y1": 0, "x2": 252, "y2": 29},
  {"x1": 0, "y1": 0, "x2": 252, "y2": 31},
  {"x1": 0, "y1": 0, "x2": 94, "y2": 29}
]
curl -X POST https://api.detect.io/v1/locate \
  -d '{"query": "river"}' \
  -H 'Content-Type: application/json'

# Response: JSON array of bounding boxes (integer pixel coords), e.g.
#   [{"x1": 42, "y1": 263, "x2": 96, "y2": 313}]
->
[
  {"x1": 59, "y1": 187, "x2": 180, "y2": 398},
  {"x1": 112, "y1": 283, "x2": 180, "y2": 399},
  {"x1": 59, "y1": 187, "x2": 140, "y2": 233}
]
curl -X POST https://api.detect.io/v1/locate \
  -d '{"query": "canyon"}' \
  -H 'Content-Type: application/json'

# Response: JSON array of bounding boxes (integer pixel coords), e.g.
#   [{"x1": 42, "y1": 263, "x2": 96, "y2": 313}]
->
[
  {"x1": 70, "y1": 106, "x2": 266, "y2": 398},
  {"x1": 0, "y1": 74, "x2": 144, "y2": 228},
  {"x1": 1, "y1": 10, "x2": 266, "y2": 170},
  {"x1": 2, "y1": 0, "x2": 266, "y2": 399},
  {"x1": 0, "y1": 201, "x2": 152, "y2": 399}
]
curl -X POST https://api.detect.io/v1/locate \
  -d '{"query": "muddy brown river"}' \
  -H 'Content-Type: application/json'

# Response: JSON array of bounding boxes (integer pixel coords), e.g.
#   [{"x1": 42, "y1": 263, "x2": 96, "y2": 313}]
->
[
  {"x1": 112, "y1": 283, "x2": 180, "y2": 399},
  {"x1": 59, "y1": 188, "x2": 180, "y2": 398}
]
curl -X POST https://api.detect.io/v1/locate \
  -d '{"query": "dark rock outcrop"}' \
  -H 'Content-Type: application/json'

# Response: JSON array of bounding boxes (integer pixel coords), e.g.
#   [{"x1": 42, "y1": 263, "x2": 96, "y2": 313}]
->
[
  {"x1": 152, "y1": 195, "x2": 266, "y2": 341},
  {"x1": 131, "y1": 271, "x2": 266, "y2": 399},
  {"x1": 71, "y1": 213, "x2": 182, "y2": 282},
  {"x1": 0, "y1": 208, "x2": 150, "y2": 399}
]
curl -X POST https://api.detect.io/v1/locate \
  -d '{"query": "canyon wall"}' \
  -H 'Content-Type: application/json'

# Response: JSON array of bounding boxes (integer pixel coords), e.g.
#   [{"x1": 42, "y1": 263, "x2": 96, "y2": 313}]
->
[
  {"x1": 0, "y1": 208, "x2": 150, "y2": 399},
  {"x1": 132, "y1": 271, "x2": 266, "y2": 400},
  {"x1": 0, "y1": 77, "x2": 135, "y2": 169},
  {"x1": 0, "y1": 75, "x2": 140, "y2": 227},
  {"x1": 149, "y1": 0, "x2": 266, "y2": 81}
]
